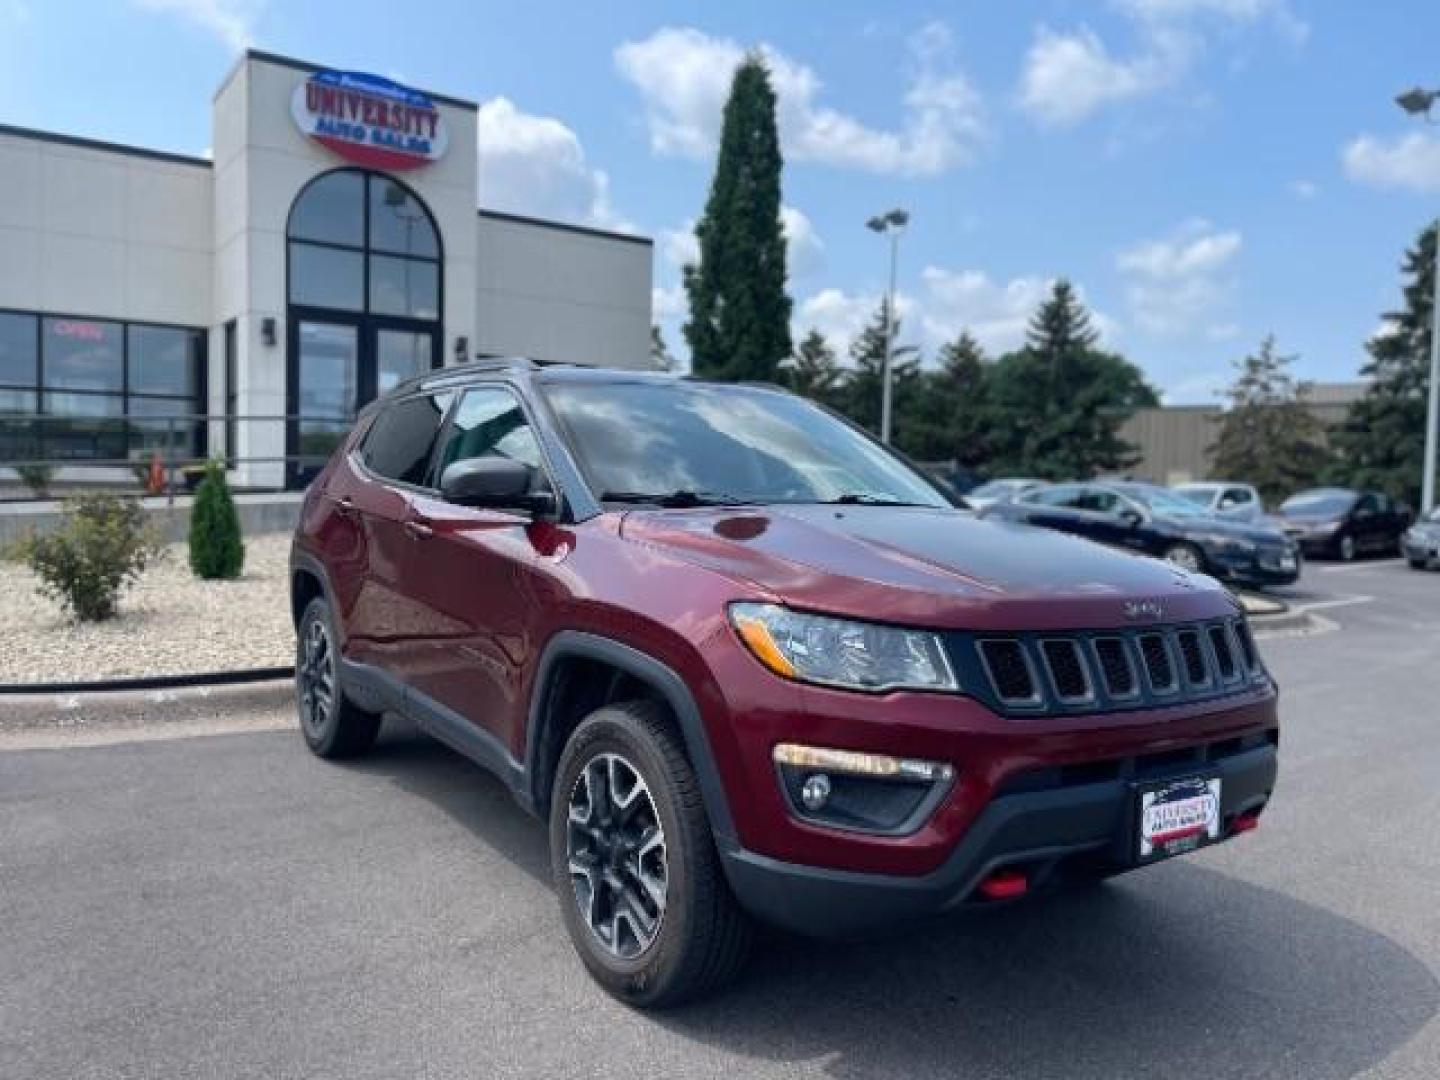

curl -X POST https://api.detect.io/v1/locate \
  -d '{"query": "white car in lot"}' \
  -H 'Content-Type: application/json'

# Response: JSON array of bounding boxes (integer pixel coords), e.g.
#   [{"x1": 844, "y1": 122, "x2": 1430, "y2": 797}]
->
[
  {"x1": 1402, "y1": 507, "x2": 1440, "y2": 569},
  {"x1": 1174, "y1": 481, "x2": 1265, "y2": 523}
]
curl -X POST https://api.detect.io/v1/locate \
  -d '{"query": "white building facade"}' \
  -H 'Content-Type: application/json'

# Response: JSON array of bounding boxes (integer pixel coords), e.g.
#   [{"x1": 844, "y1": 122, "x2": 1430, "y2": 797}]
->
[{"x1": 0, "y1": 50, "x2": 653, "y2": 489}]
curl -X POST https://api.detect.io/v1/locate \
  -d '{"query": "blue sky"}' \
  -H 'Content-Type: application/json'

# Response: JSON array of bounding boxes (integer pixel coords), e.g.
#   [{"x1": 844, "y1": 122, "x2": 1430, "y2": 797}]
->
[{"x1": 4, "y1": 1, "x2": 1440, "y2": 399}]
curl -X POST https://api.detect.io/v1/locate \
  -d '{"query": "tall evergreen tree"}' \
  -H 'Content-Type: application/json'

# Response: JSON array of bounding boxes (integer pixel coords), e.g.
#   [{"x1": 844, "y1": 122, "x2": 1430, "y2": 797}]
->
[
  {"x1": 985, "y1": 281, "x2": 1158, "y2": 478},
  {"x1": 905, "y1": 332, "x2": 993, "y2": 466},
  {"x1": 1210, "y1": 336, "x2": 1331, "y2": 506},
  {"x1": 683, "y1": 56, "x2": 792, "y2": 381},
  {"x1": 1329, "y1": 223, "x2": 1437, "y2": 505},
  {"x1": 784, "y1": 329, "x2": 841, "y2": 403}
]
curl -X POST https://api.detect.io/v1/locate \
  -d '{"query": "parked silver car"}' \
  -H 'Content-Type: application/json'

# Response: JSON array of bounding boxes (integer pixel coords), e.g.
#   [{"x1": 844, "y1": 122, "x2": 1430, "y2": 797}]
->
[
  {"x1": 1403, "y1": 507, "x2": 1440, "y2": 569},
  {"x1": 1174, "y1": 481, "x2": 1265, "y2": 523},
  {"x1": 963, "y1": 478, "x2": 1048, "y2": 511}
]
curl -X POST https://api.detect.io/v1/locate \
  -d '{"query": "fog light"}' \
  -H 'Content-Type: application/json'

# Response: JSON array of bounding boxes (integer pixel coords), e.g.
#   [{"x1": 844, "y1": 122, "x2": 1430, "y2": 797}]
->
[{"x1": 800, "y1": 773, "x2": 832, "y2": 811}]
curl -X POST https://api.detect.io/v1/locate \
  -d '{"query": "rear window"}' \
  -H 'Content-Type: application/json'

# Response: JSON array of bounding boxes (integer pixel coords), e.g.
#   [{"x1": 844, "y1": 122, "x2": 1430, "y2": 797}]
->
[{"x1": 360, "y1": 392, "x2": 453, "y2": 486}]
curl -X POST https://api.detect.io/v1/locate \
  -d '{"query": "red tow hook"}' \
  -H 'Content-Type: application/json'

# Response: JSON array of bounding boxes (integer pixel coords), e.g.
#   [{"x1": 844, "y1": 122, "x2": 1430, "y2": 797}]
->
[
  {"x1": 1231, "y1": 810, "x2": 1262, "y2": 836},
  {"x1": 977, "y1": 868, "x2": 1029, "y2": 901}
]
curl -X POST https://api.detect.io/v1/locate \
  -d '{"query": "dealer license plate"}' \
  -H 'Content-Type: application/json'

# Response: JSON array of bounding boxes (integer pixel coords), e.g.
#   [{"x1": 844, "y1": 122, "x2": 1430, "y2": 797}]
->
[{"x1": 1137, "y1": 776, "x2": 1221, "y2": 862}]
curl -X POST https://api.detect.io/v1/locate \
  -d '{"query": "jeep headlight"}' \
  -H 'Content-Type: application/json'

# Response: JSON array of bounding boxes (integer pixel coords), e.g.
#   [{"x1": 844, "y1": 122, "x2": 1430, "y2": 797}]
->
[{"x1": 729, "y1": 602, "x2": 959, "y2": 693}]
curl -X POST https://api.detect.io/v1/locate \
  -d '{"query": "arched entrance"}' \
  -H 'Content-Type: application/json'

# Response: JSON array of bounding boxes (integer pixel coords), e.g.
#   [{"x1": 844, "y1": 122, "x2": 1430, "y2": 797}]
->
[{"x1": 285, "y1": 167, "x2": 443, "y2": 486}]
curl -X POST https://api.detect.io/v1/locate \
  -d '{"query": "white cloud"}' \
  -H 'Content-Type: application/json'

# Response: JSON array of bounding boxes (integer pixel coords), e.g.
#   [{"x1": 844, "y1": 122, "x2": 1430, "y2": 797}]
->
[
  {"x1": 661, "y1": 205, "x2": 823, "y2": 278},
  {"x1": 1118, "y1": 220, "x2": 1242, "y2": 336},
  {"x1": 1018, "y1": 27, "x2": 1179, "y2": 127},
  {"x1": 132, "y1": 0, "x2": 258, "y2": 51},
  {"x1": 614, "y1": 24, "x2": 985, "y2": 176},
  {"x1": 652, "y1": 283, "x2": 687, "y2": 321},
  {"x1": 796, "y1": 288, "x2": 918, "y2": 359},
  {"x1": 1290, "y1": 179, "x2": 1318, "y2": 199},
  {"x1": 1342, "y1": 132, "x2": 1440, "y2": 194},
  {"x1": 1019, "y1": 0, "x2": 1303, "y2": 127},
  {"x1": 476, "y1": 97, "x2": 628, "y2": 229}
]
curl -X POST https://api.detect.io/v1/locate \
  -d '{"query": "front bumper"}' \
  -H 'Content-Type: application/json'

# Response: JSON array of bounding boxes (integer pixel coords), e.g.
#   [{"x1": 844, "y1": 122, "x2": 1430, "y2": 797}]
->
[
  {"x1": 721, "y1": 740, "x2": 1277, "y2": 937},
  {"x1": 1403, "y1": 535, "x2": 1438, "y2": 563}
]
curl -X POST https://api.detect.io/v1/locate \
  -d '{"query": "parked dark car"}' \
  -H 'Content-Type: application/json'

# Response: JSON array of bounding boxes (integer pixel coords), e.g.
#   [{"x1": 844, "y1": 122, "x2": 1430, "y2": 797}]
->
[
  {"x1": 1402, "y1": 506, "x2": 1440, "y2": 569},
  {"x1": 981, "y1": 480, "x2": 1300, "y2": 588},
  {"x1": 1272, "y1": 487, "x2": 1412, "y2": 561},
  {"x1": 291, "y1": 361, "x2": 1277, "y2": 1006}
]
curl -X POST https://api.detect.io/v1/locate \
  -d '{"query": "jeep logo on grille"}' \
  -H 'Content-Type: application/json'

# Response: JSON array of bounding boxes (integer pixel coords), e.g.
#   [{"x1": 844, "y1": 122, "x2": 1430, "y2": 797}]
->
[{"x1": 1124, "y1": 599, "x2": 1165, "y2": 620}]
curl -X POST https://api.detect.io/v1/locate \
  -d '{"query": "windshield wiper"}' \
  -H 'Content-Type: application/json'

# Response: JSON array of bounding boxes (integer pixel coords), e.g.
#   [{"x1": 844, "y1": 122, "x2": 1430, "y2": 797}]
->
[
  {"x1": 821, "y1": 493, "x2": 935, "y2": 507},
  {"x1": 600, "y1": 489, "x2": 757, "y2": 508}
]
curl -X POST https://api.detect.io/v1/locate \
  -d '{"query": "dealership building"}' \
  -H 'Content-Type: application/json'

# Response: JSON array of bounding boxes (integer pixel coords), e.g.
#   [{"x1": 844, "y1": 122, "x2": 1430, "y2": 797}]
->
[{"x1": 0, "y1": 50, "x2": 653, "y2": 489}]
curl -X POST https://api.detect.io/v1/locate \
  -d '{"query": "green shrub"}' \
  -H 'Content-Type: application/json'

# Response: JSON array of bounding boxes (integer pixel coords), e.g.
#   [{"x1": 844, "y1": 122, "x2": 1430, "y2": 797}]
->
[
  {"x1": 188, "y1": 460, "x2": 244, "y2": 580},
  {"x1": 15, "y1": 462, "x2": 56, "y2": 498},
  {"x1": 19, "y1": 493, "x2": 160, "y2": 621}
]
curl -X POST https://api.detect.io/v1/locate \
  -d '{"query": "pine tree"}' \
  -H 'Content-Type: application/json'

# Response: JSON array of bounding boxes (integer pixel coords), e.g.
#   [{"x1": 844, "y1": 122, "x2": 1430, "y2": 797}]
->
[
  {"x1": 683, "y1": 55, "x2": 792, "y2": 382},
  {"x1": 905, "y1": 332, "x2": 993, "y2": 466},
  {"x1": 1210, "y1": 336, "x2": 1331, "y2": 506},
  {"x1": 836, "y1": 301, "x2": 920, "y2": 438},
  {"x1": 985, "y1": 281, "x2": 1158, "y2": 478},
  {"x1": 650, "y1": 325, "x2": 676, "y2": 372},
  {"x1": 1330, "y1": 223, "x2": 1436, "y2": 505},
  {"x1": 784, "y1": 329, "x2": 841, "y2": 403},
  {"x1": 189, "y1": 459, "x2": 244, "y2": 580}
]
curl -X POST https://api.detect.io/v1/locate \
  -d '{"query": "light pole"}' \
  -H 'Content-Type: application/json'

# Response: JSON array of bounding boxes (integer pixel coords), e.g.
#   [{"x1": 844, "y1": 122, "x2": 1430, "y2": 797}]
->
[
  {"x1": 1394, "y1": 87, "x2": 1440, "y2": 513},
  {"x1": 866, "y1": 208, "x2": 909, "y2": 445}
]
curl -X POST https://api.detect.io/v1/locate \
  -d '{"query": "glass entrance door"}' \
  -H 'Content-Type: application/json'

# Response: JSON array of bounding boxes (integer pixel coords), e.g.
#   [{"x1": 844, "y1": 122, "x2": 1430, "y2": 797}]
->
[
  {"x1": 291, "y1": 320, "x2": 358, "y2": 486},
  {"x1": 287, "y1": 319, "x2": 436, "y2": 487}
]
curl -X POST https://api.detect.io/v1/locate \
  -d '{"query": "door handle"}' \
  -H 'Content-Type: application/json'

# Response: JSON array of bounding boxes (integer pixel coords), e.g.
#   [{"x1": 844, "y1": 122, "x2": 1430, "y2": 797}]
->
[{"x1": 404, "y1": 518, "x2": 433, "y2": 540}]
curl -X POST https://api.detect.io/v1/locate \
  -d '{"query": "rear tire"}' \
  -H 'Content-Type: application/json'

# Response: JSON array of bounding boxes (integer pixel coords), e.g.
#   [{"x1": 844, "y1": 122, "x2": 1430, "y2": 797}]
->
[
  {"x1": 295, "y1": 597, "x2": 382, "y2": 759},
  {"x1": 549, "y1": 700, "x2": 752, "y2": 1008},
  {"x1": 1410, "y1": 557, "x2": 1429, "y2": 570}
]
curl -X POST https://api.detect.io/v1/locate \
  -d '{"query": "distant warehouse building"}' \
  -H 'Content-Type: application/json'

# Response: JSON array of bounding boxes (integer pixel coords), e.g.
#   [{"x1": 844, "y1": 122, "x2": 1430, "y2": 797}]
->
[
  {"x1": 0, "y1": 50, "x2": 653, "y2": 490},
  {"x1": 1120, "y1": 382, "x2": 1367, "y2": 485}
]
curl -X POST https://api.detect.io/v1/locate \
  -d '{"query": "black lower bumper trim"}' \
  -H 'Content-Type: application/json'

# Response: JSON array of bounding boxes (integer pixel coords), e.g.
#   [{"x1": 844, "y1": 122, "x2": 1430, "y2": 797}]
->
[{"x1": 721, "y1": 745, "x2": 1277, "y2": 937}]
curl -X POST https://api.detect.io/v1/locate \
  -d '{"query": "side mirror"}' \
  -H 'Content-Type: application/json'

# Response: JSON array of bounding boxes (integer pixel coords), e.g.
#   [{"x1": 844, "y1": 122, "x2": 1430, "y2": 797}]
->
[
  {"x1": 439, "y1": 458, "x2": 556, "y2": 517},
  {"x1": 1119, "y1": 508, "x2": 1145, "y2": 527}
]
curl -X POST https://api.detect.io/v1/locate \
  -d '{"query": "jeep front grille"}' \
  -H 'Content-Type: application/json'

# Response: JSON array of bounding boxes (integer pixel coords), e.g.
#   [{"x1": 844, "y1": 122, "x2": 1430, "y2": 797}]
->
[{"x1": 956, "y1": 617, "x2": 1265, "y2": 718}]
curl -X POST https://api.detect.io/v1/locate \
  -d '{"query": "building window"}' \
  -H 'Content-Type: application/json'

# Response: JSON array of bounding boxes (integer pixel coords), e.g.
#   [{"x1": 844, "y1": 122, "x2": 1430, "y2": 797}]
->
[
  {"x1": 287, "y1": 171, "x2": 441, "y2": 318},
  {"x1": 0, "y1": 309, "x2": 206, "y2": 464}
]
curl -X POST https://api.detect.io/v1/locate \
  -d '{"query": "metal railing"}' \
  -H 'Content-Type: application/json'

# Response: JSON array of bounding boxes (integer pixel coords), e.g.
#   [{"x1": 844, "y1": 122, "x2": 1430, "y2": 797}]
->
[{"x1": 0, "y1": 413, "x2": 353, "y2": 502}]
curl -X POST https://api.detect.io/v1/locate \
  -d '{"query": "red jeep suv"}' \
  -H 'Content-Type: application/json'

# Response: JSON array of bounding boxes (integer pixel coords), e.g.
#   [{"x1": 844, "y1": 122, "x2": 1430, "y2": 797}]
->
[{"x1": 290, "y1": 360, "x2": 1278, "y2": 1007}]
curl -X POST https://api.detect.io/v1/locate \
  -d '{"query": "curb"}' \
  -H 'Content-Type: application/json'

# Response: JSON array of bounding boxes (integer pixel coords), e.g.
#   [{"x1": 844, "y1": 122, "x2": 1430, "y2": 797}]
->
[
  {"x1": 0, "y1": 676, "x2": 294, "y2": 730},
  {"x1": 0, "y1": 666, "x2": 293, "y2": 696}
]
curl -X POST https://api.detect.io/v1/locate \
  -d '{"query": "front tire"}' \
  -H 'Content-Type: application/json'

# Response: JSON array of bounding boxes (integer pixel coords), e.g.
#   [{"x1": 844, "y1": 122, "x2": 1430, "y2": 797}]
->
[
  {"x1": 1410, "y1": 557, "x2": 1429, "y2": 570},
  {"x1": 1162, "y1": 542, "x2": 1204, "y2": 574},
  {"x1": 549, "y1": 700, "x2": 752, "y2": 1008},
  {"x1": 295, "y1": 597, "x2": 382, "y2": 759}
]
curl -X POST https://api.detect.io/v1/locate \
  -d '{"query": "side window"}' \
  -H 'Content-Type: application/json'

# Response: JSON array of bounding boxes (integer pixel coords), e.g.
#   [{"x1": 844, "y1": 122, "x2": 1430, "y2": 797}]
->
[
  {"x1": 360, "y1": 392, "x2": 453, "y2": 486},
  {"x1": 436, "y1": 387, "x2": 543, "y2": 478},
  {"x1": 1078, "y1": 488, "x2": 1119, "y2": 514},
  {"x1": 1028, "y1": 484, "x2": 1083, "y2": 508},
  {"x1": 1355, "y1": 494, "x2": 1378, "y2": 516}
]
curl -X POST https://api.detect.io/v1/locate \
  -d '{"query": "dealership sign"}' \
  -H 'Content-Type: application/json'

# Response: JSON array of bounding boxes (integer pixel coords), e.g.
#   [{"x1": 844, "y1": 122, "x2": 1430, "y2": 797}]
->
[{"x1": 292, "y1": 70, "x2": 448, "y2": 171}]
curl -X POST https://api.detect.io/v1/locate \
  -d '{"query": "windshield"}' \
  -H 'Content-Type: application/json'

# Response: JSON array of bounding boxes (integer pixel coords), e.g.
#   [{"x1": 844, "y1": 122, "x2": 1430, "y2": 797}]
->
[
  {"x1": 1124, "y1": 486, "x2": 1207, "y2": 517},
  {"x1": 970, "y1": 480, "x2": 1025, "y2": 499},
  {"x1": 542, "y1": 380, "x2": 951, "y2": 508},
  {"x1": 1280, "y1": 490, "x2": 1356, "y2": 516},
  {"x1": 1176, "y1": 485, "x2": 1219, "y2": 505}
]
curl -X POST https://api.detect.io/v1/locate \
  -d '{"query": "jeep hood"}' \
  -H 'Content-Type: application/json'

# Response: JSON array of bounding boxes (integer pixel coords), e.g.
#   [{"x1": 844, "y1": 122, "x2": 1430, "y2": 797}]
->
[{"x1": 619, "y1": 505, "x2": 1234, "y2": 632}]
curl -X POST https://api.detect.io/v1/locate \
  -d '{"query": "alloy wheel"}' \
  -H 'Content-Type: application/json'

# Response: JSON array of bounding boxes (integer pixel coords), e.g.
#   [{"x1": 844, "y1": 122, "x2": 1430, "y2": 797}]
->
[
  {"x1": 298, "y1": 617, "x2": 335, "y2": 738},
  {"x1": 566, "y1": 752, "x2": 668, "y2": 960},
  {"x1": 1166, "y1": 545, "x2": 1202, "y2": 573}
]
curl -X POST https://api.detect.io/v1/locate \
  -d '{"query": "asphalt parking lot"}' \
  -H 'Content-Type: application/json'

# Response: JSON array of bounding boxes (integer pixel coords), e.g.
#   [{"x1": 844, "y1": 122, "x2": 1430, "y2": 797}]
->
[{"x1": 2, "y1": 559, "x2": 1437, "y2": 1080}]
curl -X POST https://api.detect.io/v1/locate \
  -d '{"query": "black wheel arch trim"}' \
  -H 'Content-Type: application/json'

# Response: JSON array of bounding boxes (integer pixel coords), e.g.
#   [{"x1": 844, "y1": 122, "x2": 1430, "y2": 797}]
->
[{"x1": 524, "y1": 631, "x2": 738, "y2": 845}]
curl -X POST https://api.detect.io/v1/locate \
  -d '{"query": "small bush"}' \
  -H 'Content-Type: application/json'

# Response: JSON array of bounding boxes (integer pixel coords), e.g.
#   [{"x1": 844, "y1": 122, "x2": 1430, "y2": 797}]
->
[
  {"x1": 189, "y1": 460, "x2": 244, "y2": 580},
  {"x1": 19, "y1": 493, "x2": 161, "y2": 621},
  {"x1": 15, "y1": 463, "x2": 56, "y2": 498}
]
